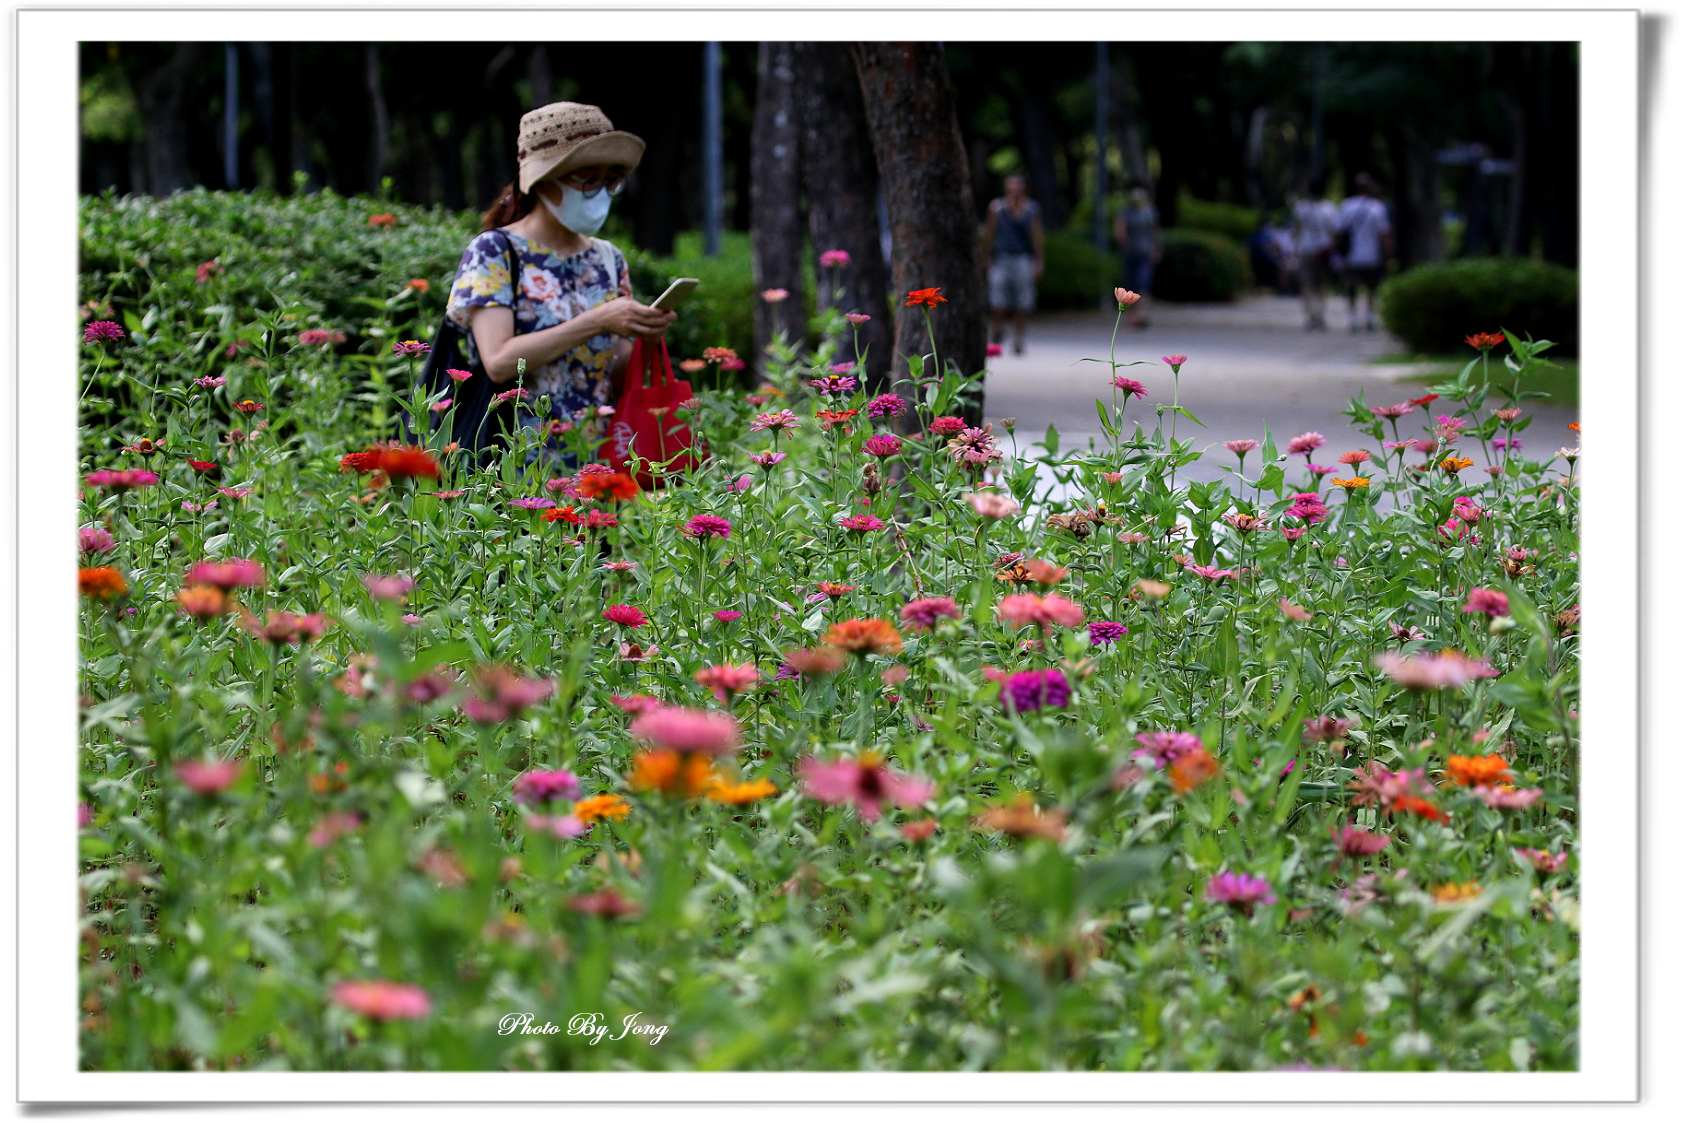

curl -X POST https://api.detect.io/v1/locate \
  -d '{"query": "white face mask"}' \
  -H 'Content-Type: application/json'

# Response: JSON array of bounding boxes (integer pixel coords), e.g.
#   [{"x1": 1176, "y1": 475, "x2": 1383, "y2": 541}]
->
[{"x1": 542, "y1": 184, "x2": 612, "y2": 237}]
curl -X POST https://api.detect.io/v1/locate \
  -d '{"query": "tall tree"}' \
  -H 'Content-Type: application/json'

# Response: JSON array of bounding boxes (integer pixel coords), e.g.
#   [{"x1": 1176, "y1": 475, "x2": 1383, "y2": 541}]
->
[
  {"x1": 133, "y1": 43, "x2": 204, "y2": 195},
  {"x1": 791, "y1": 41, "x2": 893, "y2": 389},
  {"x1": 749, "y1": 42, "x2": 806, "y2": 364},
  {"x1": 851, "y1": 42, "x2": 986, "y2": 408}
]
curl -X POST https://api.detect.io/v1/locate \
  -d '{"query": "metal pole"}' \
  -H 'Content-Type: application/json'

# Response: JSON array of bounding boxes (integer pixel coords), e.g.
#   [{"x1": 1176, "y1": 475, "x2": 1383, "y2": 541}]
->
[
  {"x1": 1094, "y1": 42, "x2": 1110, "y2": 304},
  {"x1": 703, "y1": 42, "x2": 723, "y2": 257},
  {"x1": 223, "y1": 43, "x2": 239, "y2": 189}
]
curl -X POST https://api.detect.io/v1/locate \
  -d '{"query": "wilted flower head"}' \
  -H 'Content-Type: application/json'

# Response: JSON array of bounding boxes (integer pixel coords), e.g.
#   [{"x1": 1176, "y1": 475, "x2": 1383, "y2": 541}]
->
[{"x1": 1303, "y1": 715, "x2": 1353, "y2": 743}]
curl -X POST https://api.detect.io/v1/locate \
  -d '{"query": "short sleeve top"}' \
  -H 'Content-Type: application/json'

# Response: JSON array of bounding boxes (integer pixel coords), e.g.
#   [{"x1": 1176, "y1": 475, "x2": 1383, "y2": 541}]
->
[
  {"x1": 1121, "y1": 205, "x2": 1159, "y2": 254},
  {"x1": 444, "y1": 230, "x2": 630, "y2": 417}
]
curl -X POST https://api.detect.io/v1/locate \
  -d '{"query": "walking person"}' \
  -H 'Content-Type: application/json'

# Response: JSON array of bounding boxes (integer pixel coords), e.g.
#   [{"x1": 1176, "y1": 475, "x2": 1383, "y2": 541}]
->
[
  {"x1": 444, "y1": 101, "x2": 675, "y2": 466},
  {"x1": 1114, "y1": 185, "x2": 1162, "y2": 329},
  {"x1": 981, "y1": 174, "x2": 1044, "y2": 355},
  {"x1": 1337, "y1": 171, "x2": 1395, "y2": 332},
  {"x1": 1290, "y1": 173, "x2": 1338, "y2": 331}
]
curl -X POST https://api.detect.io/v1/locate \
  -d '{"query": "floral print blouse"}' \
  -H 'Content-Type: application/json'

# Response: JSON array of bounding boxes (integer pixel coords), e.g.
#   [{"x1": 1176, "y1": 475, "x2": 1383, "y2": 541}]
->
[{"x1": 444, "y1": 229, "x2": 630, "y2": 419}]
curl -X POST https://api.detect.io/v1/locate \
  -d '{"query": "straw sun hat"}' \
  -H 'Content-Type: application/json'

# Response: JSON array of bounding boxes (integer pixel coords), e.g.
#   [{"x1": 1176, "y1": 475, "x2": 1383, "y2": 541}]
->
[{"x1": 516, "y1": 102, "x2": 645, "y2": 194}]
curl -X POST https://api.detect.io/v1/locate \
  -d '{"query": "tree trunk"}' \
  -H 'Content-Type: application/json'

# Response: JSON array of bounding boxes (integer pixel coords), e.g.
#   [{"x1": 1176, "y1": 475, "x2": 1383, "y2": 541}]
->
[
  {"x1": 749, "y1": 42, "x2": 806, "y2": 365},
  {"x1": 851, "y1": 42, "x2": 987, "y2": 410},
  {"x1": 1112, "y1": 50, "x2": 1150, "y2": 190},
  {"x1": 528, "y1": 44, "x2": 553, "y2": 106},
  {"x1": 134, "y1": 43, "x2": 203, "y2": 195},
  {"x1": 1387, "y1": 118, "x2": 1444, "y2": 269},
  {"x1": 791, "y1": 42, "x2": 893, "y2": 390},
  {"x1": 1019, "y1": 84, "x2": 1065, "y2": 229},
  {"x1": 365, "y1": 45, "x2": 390, "y2": 192}
]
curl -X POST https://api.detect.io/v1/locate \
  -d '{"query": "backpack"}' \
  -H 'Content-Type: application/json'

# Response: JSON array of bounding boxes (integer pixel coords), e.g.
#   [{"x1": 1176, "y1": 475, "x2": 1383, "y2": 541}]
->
[{"x1": 410, "y1": 232, "x2": 620, "y2": 466}]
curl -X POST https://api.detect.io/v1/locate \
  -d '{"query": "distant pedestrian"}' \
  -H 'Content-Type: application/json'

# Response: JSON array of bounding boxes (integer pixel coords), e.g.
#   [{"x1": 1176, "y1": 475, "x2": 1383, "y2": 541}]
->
[
  {"x1": 1114, "y1": 185, "x2": 1162, "y2": 329},
  {"x1": 1338, "y1": 172, "x2": 1394, "y2": 332},
  {"x1": 982, "y1": 174, "x2": 1045, "y2": 355},
  {"x1": 1291, "y1": 173, "x2": 1338, "y2": 331}
]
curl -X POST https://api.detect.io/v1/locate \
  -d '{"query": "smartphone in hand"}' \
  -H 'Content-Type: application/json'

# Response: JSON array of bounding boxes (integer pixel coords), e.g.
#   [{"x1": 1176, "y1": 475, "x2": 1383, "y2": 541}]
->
[{"x1": 650, "y1": 277, "x2": 700, "y2": 312}]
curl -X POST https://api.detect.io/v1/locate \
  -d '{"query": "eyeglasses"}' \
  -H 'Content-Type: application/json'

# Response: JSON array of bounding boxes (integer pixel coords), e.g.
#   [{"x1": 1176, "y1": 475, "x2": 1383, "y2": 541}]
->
[{"x1": 557, "y1": 172, "x2": 627, "y2": 197}]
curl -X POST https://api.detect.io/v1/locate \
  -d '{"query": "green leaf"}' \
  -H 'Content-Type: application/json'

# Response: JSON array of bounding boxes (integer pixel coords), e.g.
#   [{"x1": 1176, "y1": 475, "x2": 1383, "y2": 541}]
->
[{"x1": 1076, "y1": 848, "x2": 1167, "y2": 910}]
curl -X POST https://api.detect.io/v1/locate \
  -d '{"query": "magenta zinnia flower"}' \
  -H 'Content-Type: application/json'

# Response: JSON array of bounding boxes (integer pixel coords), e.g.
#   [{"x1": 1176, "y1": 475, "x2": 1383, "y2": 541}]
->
[
  {"x1": 749, "y1": 450, "x2": 787, "y2": 469},
  {"x1": 900, "y1": 596, "x2": 960, "y2": 631},
  {"x1": 1001, "y1": 668, "x2": 1072, "y2": 713},
  {"x1": 863, "y1": 434, "x2": 903, "y2": 458},
  {"x1": 798, "y1": 754, "x2": 934, "y2": 821},
  {"x1": 1111, "y1": 376, "x2": 1148, "y2": 398},
  {"x1": 1087, "y1": 621, "x2": 1128, "y2": 644},
  {"x1": 390, "y1": 340, "x2": 431, "y2": 356},
  {"x1": 838, "y1": 514, "x2": 886, "y2": 533},
  {"x1": 819, "y1": 249, "x2": 852, "y2": 268},
  {"x1": 1462, "y1": 588, "x2": 1510, "y2": 618},
  {"x1": 85, "y1": 469, "x2": 159, "y2": 492},
  {"x1": 1204, "y1": 871, "x2": 1277, "y2": 909},
  {"x1": 866, "y1": 393, "x2": 907, "y2": 419},
  {"x1": 713, "y1": 609, "x2": 743, "y2": 623},
  {"x1": 1303, "y1": 715, "x2": 1353, "y2": 743},
  {"x1": 185, "y1": 557, "x2": 266, "y2": 590},
  {"x1": 630, "y1": 707, "x2": 741, "y2": 756},
  {"x1": 683, "y1": 514, "x2": 732, "y2": 539},
  {"x1": 79, "y1": 527, "x2": 116, "y2": 554},
  {"x1": 330, "y1": 979, "x2": 431, "y2": 1021},
  {"x1": 1133, "y1": 730, "x2": 1205, "y2": 767},
  {"x1": 602, "y1": 604, "x2": 647, "y2": 628},
  {"x1": 1161, "y1": 354, "x2": 1188, "y2": 370},
  {"x1": 84, "y1": 320, "x2": 126, "y2": 343},
  {"x1": 511, "y1": 769, "x2": 582, "y2": 805}
]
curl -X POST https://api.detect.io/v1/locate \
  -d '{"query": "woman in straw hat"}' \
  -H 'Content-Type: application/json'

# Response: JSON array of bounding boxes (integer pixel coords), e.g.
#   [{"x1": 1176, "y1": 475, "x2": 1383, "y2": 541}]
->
[{"x1": 445, "y1": 102, "x2": 675, "y2": 461}]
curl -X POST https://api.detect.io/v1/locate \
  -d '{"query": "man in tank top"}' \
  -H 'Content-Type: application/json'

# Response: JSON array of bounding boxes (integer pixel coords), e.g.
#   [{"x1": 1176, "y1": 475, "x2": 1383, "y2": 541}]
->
[{"x1": 982, "y1": 174, "x2": 1044, "y2": 355}]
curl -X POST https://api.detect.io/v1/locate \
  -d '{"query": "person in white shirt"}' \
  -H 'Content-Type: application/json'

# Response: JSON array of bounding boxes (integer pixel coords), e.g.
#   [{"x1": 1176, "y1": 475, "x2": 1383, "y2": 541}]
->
[
  {"x1": 1337, "y1": 172, "x2": 1394, "y2": 332},
  {"x1": 1290, "y1": 173, "x2": 1338, "y2": 331}
]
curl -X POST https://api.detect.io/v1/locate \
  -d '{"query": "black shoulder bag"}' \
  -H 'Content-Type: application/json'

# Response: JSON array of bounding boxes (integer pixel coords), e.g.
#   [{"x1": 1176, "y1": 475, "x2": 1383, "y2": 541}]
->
[{"x1": 409, "y1": 230, "x2": 523, "y2": 465}]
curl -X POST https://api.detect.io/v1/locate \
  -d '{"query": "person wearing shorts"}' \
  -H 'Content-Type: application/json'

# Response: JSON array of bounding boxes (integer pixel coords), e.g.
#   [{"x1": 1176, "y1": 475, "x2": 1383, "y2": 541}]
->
[
  {"x1": 982, "y1": 175, "x2": 1043, "y2": 355},
  {"x1": 1338, "y1": 172, "x2": 1394, "y2": 332},
  {"x1": 1291, "y1": 173, "x2": 1339, "y2": 331}
]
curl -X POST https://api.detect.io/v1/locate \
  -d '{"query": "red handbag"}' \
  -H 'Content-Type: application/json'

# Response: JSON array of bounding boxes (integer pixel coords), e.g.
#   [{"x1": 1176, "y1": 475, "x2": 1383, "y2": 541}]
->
[{"x1": 600, "y1": 337, "x2": 702, "y2": 487}]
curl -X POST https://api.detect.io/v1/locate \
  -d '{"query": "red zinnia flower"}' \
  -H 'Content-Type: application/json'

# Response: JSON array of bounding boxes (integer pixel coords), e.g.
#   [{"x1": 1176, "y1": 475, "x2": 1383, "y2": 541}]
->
[
  {"x1": 79, "y1": 567, "x2": 128, "y2": 600},
  {"x1": 339, "y1": 450, "x2": 382, "y2": 474},
  {"x1": 904, "y1": 287, "x2": 947, "y2": 307},
  {"x1": 1465, "y1": 332, "x2": 1504, "y2": 350},
  {"x1": 602, "y1": 604, "x2": 648, "y2": 628},
  {"x1": 577, "y1": 472, "x2": 639, "y2": 502},
  {"x1": 373, "y1": 446, "x2": 441, "y2": 480}
]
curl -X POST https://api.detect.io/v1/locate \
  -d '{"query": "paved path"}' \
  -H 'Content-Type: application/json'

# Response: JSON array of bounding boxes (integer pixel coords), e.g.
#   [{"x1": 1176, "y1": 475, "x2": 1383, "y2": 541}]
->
[{"x1": 981, "y1": 295, "x2": 1578, "y2": 495}]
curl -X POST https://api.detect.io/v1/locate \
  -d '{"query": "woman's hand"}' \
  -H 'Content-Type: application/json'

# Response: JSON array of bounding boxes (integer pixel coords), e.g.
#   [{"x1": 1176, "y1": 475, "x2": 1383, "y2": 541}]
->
[{"x1": 591, "y1": 297, "x2": 677, "y2": 340}]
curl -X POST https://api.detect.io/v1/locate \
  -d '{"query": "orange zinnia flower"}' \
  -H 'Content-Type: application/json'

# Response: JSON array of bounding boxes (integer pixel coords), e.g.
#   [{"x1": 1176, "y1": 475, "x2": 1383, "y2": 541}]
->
[
  {"x1": 823, "y1": 617, "x2": 904, "y2": 656},
  {"x1": 1390, "y1": 794, "x2": 1448, "y2": 822},
  {"x1": 572, "y1": 793, "x2": 631, "y2": 823},
  {"x1": 1439, "y1": 455, "x2": 1474, "y2": 474},
  {"x1": 707, "y1": 777, "x2": 779, "y2": 805},
  {"x1": 1464, "y1": 332, "x2": 1504, "y2": 350},
  {"x1": 1444, "y1": 753, "x2": 1512, "y2": 787},
  {"x1": 79, "y1": 566, "x2": 127, "y2": 600},
  {"x1": 1431, "y1": 881, "x2": 1482, "y2": 902},
  {"x1": 627, "y1": 750, "x2": 718, "y2": 799},
  {"x1": 973, "y1": 793, "x2": 1067, "y2": 841},
  {"x1": 1169, "y1": 749, "x2": 1223, "y2": 794},
  {"x1": 373, "y1": 446, "x2": 441, "y2": 480},
  {"x1": 407, "y1": 277, "x2": 431, "y2": 293},
  {"x1": 175, "y1": 584, "x2": 230, "y2": 619},
  {"x1": 904, "y1": 287, "x2": 947, "y2": 307},
  {"x1": 577, "y1": 471, "x2": 639, "y2": 502},
  {"x1": 1331, "y1": 476, "x2": 1370, "y2": 491}
]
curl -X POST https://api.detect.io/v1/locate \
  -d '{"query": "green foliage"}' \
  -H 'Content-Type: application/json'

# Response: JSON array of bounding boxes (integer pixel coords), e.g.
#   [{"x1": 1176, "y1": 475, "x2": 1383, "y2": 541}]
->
[
  {"x1": 1175, "y1": 192, "x2": 1261, "y2": 244},
  {"x1": 657, "y1": 231, "x2": 759, "y2": 365},
  {"x1": 75, "y1": 199, "x2": 1579, "y2": 1072},
  {"x1": 1154, "y1": 229, "x2": 1252, "y2": 302},
  {"x1": 1380, "y1": 259, "x2": 1580, "y2": 357},
  {"x1": 1038, "y1": 231, "x2": 1121, "y2": 310}
]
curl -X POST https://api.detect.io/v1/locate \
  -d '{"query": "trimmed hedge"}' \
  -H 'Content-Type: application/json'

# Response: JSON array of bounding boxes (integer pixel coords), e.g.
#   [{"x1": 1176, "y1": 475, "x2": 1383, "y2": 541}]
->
[
  {"x1": 1175, "y1": 193, "x2": 1261, "y2": 244},
  {"x1": 1037, "y1": 230, "x2": 1121, "y2": 310},
  {"x1": 1379, "y1": 258, "x2": 1579, "y2": 356},
  {"x1": 1153, "y1": 228, "x2": 1251, "y2": 302}
]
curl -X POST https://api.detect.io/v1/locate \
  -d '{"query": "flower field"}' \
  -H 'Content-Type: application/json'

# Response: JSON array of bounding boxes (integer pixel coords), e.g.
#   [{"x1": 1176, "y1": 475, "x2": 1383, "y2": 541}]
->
[{"x1": 76, "y1": 197, "x2": 1580, "y2": 1072}]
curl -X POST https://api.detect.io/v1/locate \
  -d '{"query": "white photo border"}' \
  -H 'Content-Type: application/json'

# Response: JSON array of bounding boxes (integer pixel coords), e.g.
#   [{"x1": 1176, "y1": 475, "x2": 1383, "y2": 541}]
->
[{"x1": 14, "y1": 3, "x2": 1639, "y2": 1104}]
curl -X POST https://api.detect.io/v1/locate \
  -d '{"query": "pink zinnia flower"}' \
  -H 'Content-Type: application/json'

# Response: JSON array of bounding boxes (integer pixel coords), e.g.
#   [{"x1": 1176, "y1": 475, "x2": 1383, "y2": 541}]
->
[
  {"x1": 602, "y1": 604, "x2": 647, "y2": 628},
  {"x1": 838, "y1": 514, "x2": 885, "y2": 533},
  {"x1": 713, "y1": 609, "x2": 743, "y2": 623},
  {"x1": 460, "y1": 665, "x2": 554, "y2": 724},
  {"x1": 798, "y1": 754, "x2": 934, "y2": 821},
  {"x1": 1286, "y1": 432, "x2": 1325, "y2": 457},
  {"x1": 1224, "y1": 439, "x2": 1259, "y2": 455},
  {"x1": 84, "y1": 320, "x2": 126, "y2": 343},
  {"x1": 175, "y1": 759, "x2": 243, "y2": 794},
  {"x1": 527, "y1": 813, "x2": 590, "y2": 839},
  {"x1": 761, "y1": 288, "x2": 790, "y2": 303},
  {"x1": 863, "y1": 434, "x2": 903, "y2": 458},
  {"x1": 1472, "y1": 786, "x2": 1544, "y2": 809},
  {"x1": 1204, "y1": 871, "x2": 1276, "y2": 910},
  {"x1": 85, "y1": 469, "x2": 159, "y2": 492},
  {"x1": 1115, "y1": 288, "x2": 1141, "y2": 306},
  {"x1": 1373, "y1": 649, "x2": 1498, "y2": 690},
  {"x1": 1331, "y1": 824, "x2": 1390, "y2": 857},
  {"x1": 819, "y1": 249, "x2": 852, "y2": 268},
  {"x1": 362, "y1": 573, "x2": 414, "y2": 601},
  {"x1": 866, "y1": 393, "x2": 908, "y2": 419},
  {"x1": 308, "y1": 810, "x2": 362, "y2": 847},
  {"x1": 845, "y1": 312, "x2": 871, "y2": 325},
  {"x1": 1371, "y1": 403, "x2": 1414, "y2": 419},
  {"x1": 683, "y1": 514, "x2": 732, "y2": 539},
  {"x1": 610, "y1": 694, "x2": 664, "y2": 715},
  {"x1": 1462, "y1": 588, "x2": 1510, "y2": 618},
  {"x1": 193, "y1": 375, "x2": 227, "y2": 389},
  {"x1": 1161, "y1": 354, "x2": 1188, "y2": 371},
  {"x1": 330, "y1": 980, "x2": 431, "y2": 1021},
  {"x1": 1336, "y1": 450, "x2": 1372, "y2": 466},
  {"x1": 1513, "y1": 846, "x2": 1569, "y2": 874},
  {"x1": 900, "y1": 596, "x2": 961, "y2": 631},
  {"x1": 511, "y1": 769, "x2": 582, "y2": 805},
  {"x1": 446, "y1": 368, "x2": 474, "y2": 383},
  {"x1": 630, "y1": 707, "x2": 741, "y2": 756},
  {"x1": 429, "y1": 398, "x2": 453, "y2": 412},
  {"x1": 694, "y1": 663, "x2": 760, "y2": 702},
  {"x1": 750, "y1": 410, "x2": 800, "y2": 433},
  {"x1": 928, "y1": 416, "x2": 967, "y2": 435},
  {"x1": 390, "y1": 340, "x2": 431, "y2": 356},
  {"x1": 1133, "y1": 730, "x2": 1204, "y2": 767},
  {"x1": 185, "y1": 558, "x2": 266, "y2": 590},
  {"x1": 986, "y1": 342, "x2": 1004, "y2": 357},
  {"x1": 79, "y1": 527, "x2": 116, "y2": 554},
  {"x1": 996, "y1": 593, "x2": 1084, "y2": 630},
  {"x1": 1087, "y1": 621, "x2": 1128, "y2": 644},
  {"x1": 964, "y1": 491, "x2": 1020, "y2": 518},
  {"x1": 1111, "y1": 377, "x2": 1148, "y2": 398},
  {"x1": 1452, "y1": 497, "x2": 1485, "y2": 523},
  {"x1": 749, "y1": 450, "x2": 787, "y2": 469},
  {"x1": 1303, "y1": 715, "x2": 1353, "y2": 742}
]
